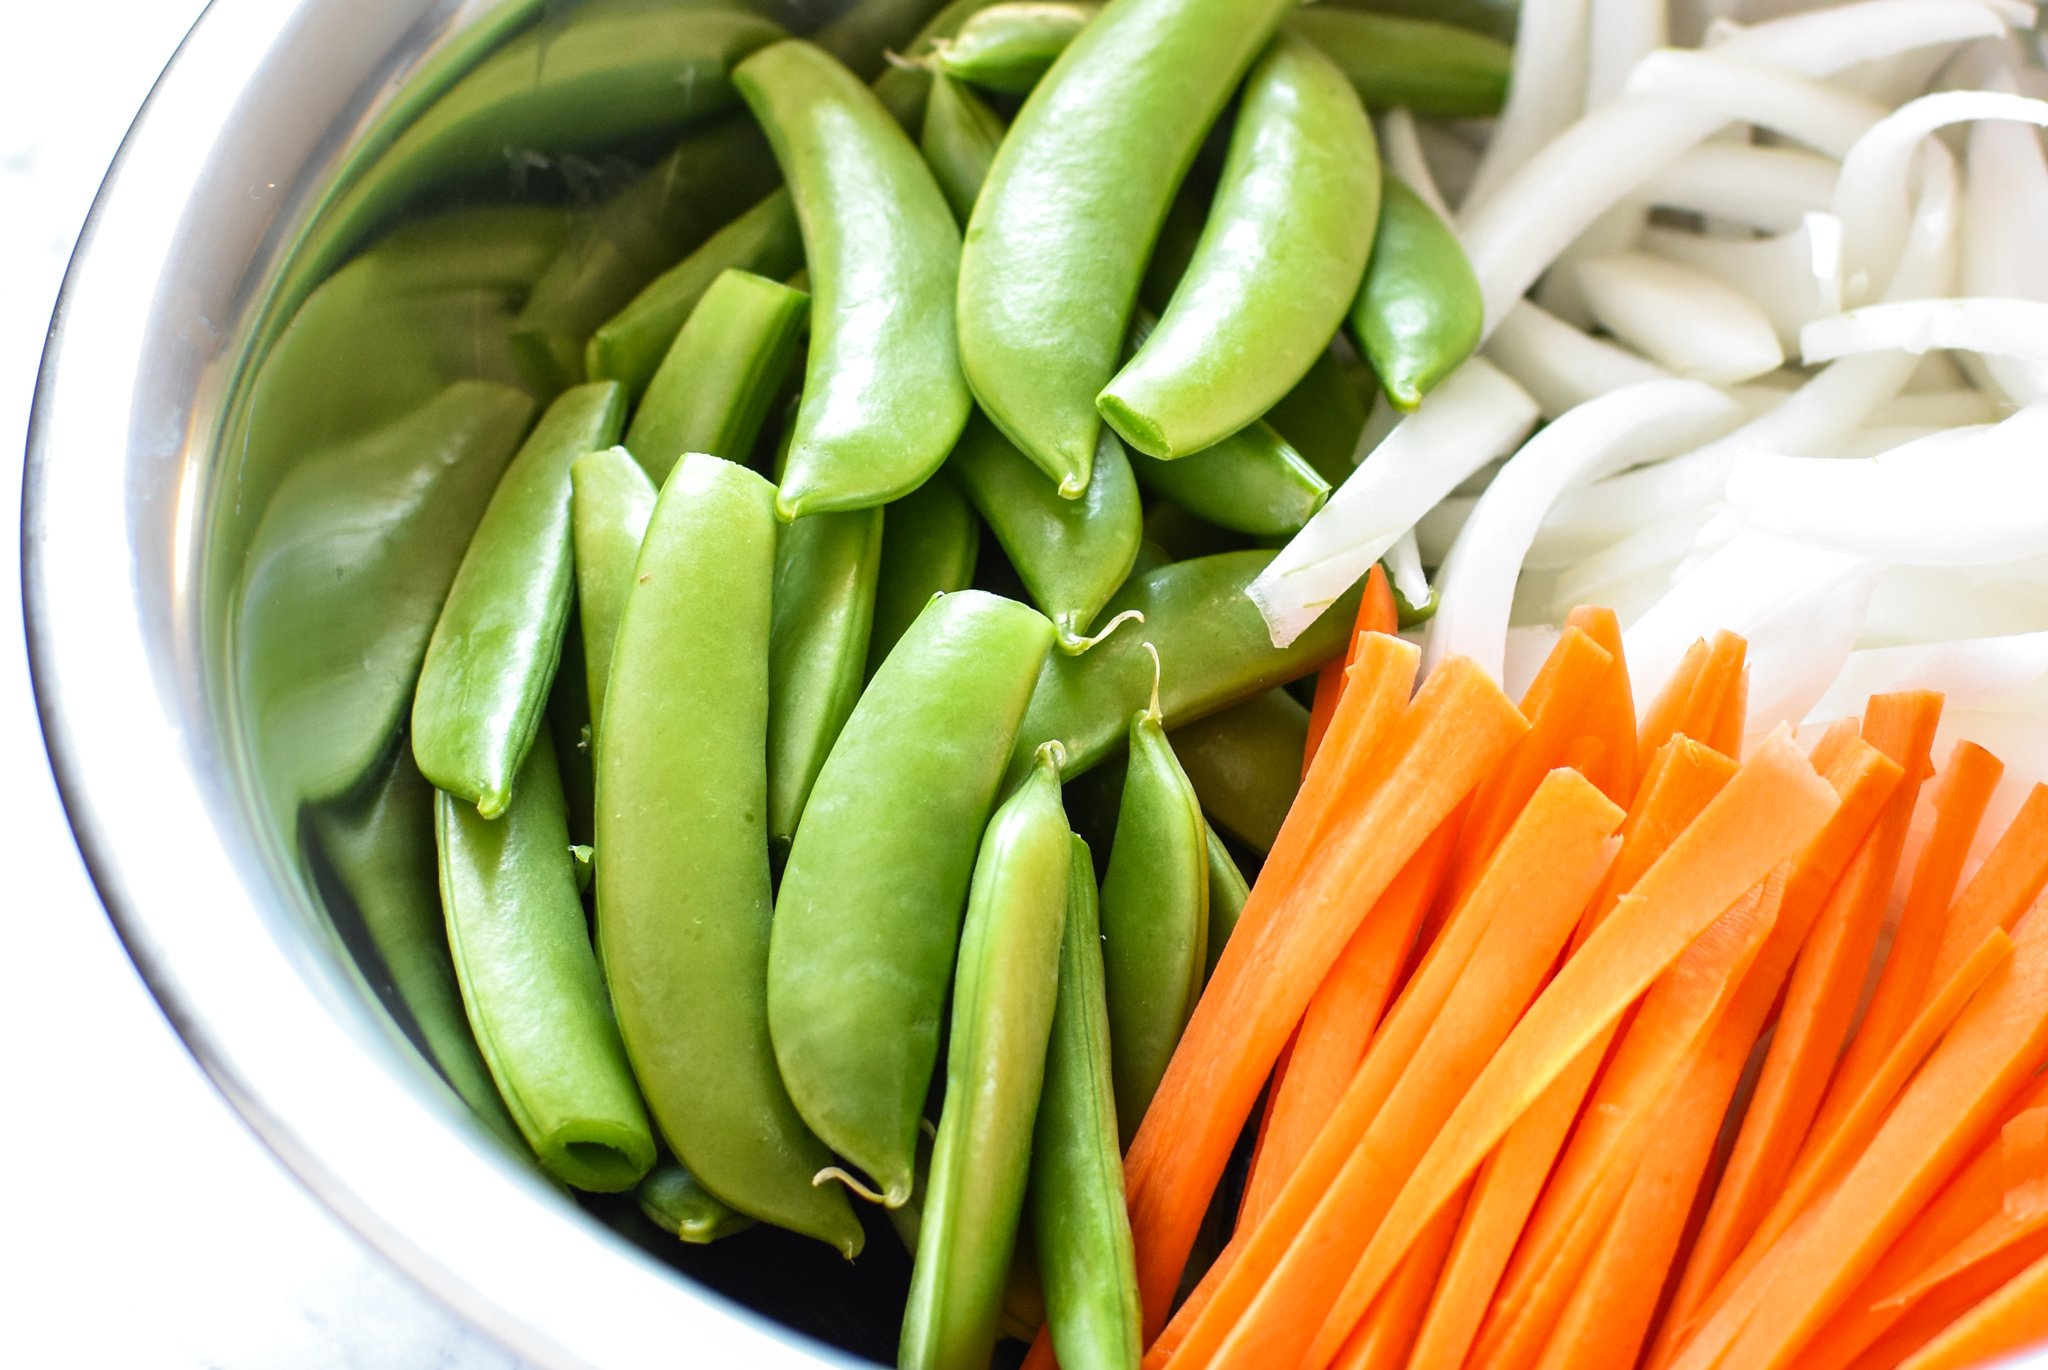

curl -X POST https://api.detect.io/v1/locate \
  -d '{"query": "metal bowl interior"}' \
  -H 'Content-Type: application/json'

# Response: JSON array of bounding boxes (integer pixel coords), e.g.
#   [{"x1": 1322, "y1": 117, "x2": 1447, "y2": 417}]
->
[{"x1": 24, "y1": 1, "x2": 940, "y2": 1364}]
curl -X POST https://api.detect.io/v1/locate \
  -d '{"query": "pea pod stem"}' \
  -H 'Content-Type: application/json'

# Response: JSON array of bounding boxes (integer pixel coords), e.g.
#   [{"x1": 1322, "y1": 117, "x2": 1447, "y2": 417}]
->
[
  {"x1": 412, "y1": 381, "x2": 626, "y2": 817},
  {"x1": 735, "y1": 40, "x2": 972, "y2": 519},
  {"x1": 440, "y1": 729, "x2": 655, "y2": 1193},
  {"x1": 900, "y1": 744, "x2": 1072, "y2": 1370},
  {"x1": 598, "y1": 452, "x2": 861, "y2": 1255}
]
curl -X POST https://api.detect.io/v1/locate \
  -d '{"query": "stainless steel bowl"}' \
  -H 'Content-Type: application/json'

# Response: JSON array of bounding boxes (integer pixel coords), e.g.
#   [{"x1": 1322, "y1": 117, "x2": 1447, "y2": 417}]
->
[{"x1": 24, "y1": 1, "x2": 895, "y2": 1364}]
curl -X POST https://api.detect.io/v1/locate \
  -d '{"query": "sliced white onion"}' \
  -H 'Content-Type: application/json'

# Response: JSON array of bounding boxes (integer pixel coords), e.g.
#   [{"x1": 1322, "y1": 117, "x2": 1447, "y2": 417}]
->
[
  {"x1": 1622, "y1": 47, "x2": 1887, "y2": 157},
  {"x1": 1482, "y1": 297, "x2": 1672, "y2": 420},
  {"x1": 1377, "y1": 108, "x2": 1454, "y2": 221},
  {"x1": 1461, "y1": 0, "x2": 1593, "y2": 218},
  {"x1": 1727, "y1": 402, "x2": 2048, "y2": 566},
  {"x1": 1385, "y1": 530, "x2": 1434, "y2": 619},
  {"x1": 1548, "y1": 506, "x2": 1715, "y2": 606},
  {"x1": 1864, "y1": 558, "x2": 2048, "y2": 645},
  {"x1": 1808, "y1": 632, "x2": 2048, "y2": 721},
  {"x1": 1414, "y1": 120, "x2": 1483, "y2": 215},
  {"x1": 1642, "y1": 143, "x2": 1840, "y2": 233},
  {"x1": 1963, "y1": 76, "x2": 2048, "y2": 403},
  {"x1": 1644, "y1": 214, "x2": 1843, "y2": 350},
  {"x1": 1577, "y1": 252, "x2": 1787, "y2": 382},
  {"x1": 1743, "y1": 571, "x2": 1878, "y2": 732},
  {"x1": 1425, "y1": 380, "x2": 1740, "y2": 680},
  {"x1": 1869, "y1": 388, "x2": 2007, "y2": 426},
  {"x1": 1248, "y1": 359, "x2": 1540, "y2": 647},
  {"x1": 1803, "y1": 296, "x2": 2048, "y2": 368},
  {"x1": 1588, "y1": 0, "x2": 1670, "y2": 106}
]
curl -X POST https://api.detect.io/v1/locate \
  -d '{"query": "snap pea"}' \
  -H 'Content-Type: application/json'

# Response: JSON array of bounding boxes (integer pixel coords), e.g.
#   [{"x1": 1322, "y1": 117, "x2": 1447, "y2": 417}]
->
[
  {"x1": 584, "y1": 191, "x2": 806, "y2": 399},
  {"x1": 308, "y1": 748, "x2": 525, "y2": 1155},
  {"x1": 931, "y1": 2, "x2": 1094, "y2": 92},
  {"x1": 569, "y1": 447, "x2": 656, "y2": 741},
  {"x1": 872, "y1": 0, "x2": 1008, "y2": 129},
  {"x1": 239, "y1": 382, "x2": 535, "y2": 807},
  {"x1": 812, "y1": 0, "x2": 957, "y2": 80},
  {"x1": 360, "y1": 203, "x2": 575, "y2": 297},
  {"x1": 921, "y1": 73, "x2": 1008, "y2": 224},
  {"x1": 1289, "y1": 7, "x2": 1515, "y2": 117},
  {"x1": 889, "y1": 1129, "x2": 1048, "y2": 1344},
  {"x1": 1325, "y1": 0, "x2": 1518, "y2": 44},
  {"x1": 1098, "y1": 31, "x2": 1379, "y2": 461},
  {"x1": 1169, "y1": 688, "x2": 1308, "y2": 853},
  {"x1": 950, "y1": 415, "x2": 1141, "y2": 651},
  {"x1": 957, "y1": 0, "x2": 1294, "y2": 496},
  {"x1": 767, "y1": 505, "x2": 884, "y2": 847},
  {"x1": 1099, "y1": 670, "x2": 1208, "y2": 1145},
  {"x1": 636, "y1": 1160, "x2": 756, "y2": 1245},
  {"x1": 622, "y1": 269, "x2": 809, "y2": 482},
  {"x1": 1126, "y1": 426, "x2": 1329, "y2": 539},
  {"x1": 547, "y1": 621, "x2": 597, "y2": 849},
  {"x1": 1140, "y1": 502, "x2": 1248, "y2": 564},
  {"x1": 439, "y1": 729, "x2": 655, "y2": 1193},
  {"x1": 1203, "y1": 826, "x2": 1250, "y2": 978},
  {"x1": 770, "y1": 590, "x2": 1055, "y2": 1207},
  {"x1": 900, "y1": 744, "x2": 1070, "y2": 1370},
  {"x1": 597, "y1": 453, "x2": 861, "y2": 1255},
  {"x1": 735, "y1": 40, "x2": 971, "y2": 519},
  {"x1": 1265, "y1": 346, "x2": 1370, "y2": 487},
  {"x1": 866, "y1": 470, "x2": 980, "y2": 677},
  {"x1": 1005, "y1": 549, "x2": 1362, "y2": 785},
  {"x1": 1351, "y1": 176, "x2": 1485, "y2": 411},
  {"x1": 1029, "y1": 833, "x2": 1143, "y2": 1370},
  {"x1": 411, "y1": 382, "x2": 626, "y2": 817}
]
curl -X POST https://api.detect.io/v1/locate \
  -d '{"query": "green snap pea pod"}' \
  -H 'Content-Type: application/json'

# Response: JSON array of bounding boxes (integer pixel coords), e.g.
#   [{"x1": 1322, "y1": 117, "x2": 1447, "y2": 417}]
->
[
  {"x1": 547, "y1": 620, "x2": 597, "y2": 849},
  {"x1": 1290, "y1": 7, "x2": 1515, "y2": 118},
  {"x1": 889, "y1": 1130, "x2": 1048, "y2": 1343},
  {"x1": 636, "y1": 1160, "x2": 756, "y2": 1245},
  {"x1": 412, "y1": 381, "x2": 626, "y2": 818},
  {"x1": 1202, "y1": 825, "x2": 1249, "y2": 979},
  {"x1": 1351, "y1": 176, "x2": 1485, "y2": 412},
  {"x1": 1005, "y1": 549, "x2": 1362, "y2": 786},
  {"x1": 622, "y1": 269, "x2": 809, "y2": 482},
  {"x1": 812, "y1": 0, "x2": 955, "y2": 80},
  {"x1": 598, "y1": 453, "x2": 861, "y2": 1255},
  {"x1": 866, "y1": 470, "x2": 980, "y2": 677},
  {"x1": 569, "y1": 447, "x2": 656, "y2": 741},
  {"x1": 958, "y1": 0, "x2": 1293, "y2": 495},
  {"x1": 309, "y1": 748, "x2": 525, "y2": 1155},
  {"x1": 1127, "y1": 426, "x2": 1328, "y2": 539},
  {"x1": 931, "y1": 2, "x2": 1095, "y2": 93},
  {"x1": 1265, "y1": 346, "x2": 1370, "y2": 487},
  {"x1": 439, "y1": 729, "x2": 655, "y2": 1193},
  {"x1": 1325, "y1": 0, "x2": 1518, "y2": 44},
  {"x1": 360, "y1": 203, "x2": 575, "y2": 296},
  {"x1": 770, "y1": 590, "x2": 1055, "y2": 1206},
  {"x1": 921, "y1": 72, "x2": 1008, "y2": 224},
  {"x1": 872, "y1": 0, "x2": 1007, "y2": 128},
  {"x1": 1029, "y1": 833, "x2": 1143, "y2": 1370},
  {"x1": 1099, "y1": 669, "x2": 1208, "y2": 1146},
  {"x1": 900, "y1": 744, "x2": 1071, "y2": 1370},
  {"x1": 238, "y1": 382, "x2": 536, "y2": 807},
  {"x1": 1098, "y1": 32, "x2": 1378, "y2": 461},
  {"x1": 734, "y1": 40, "x2": 971, "y2": 520},
  {"x1": 1130, "y1": 539, "x2": 1173, "y2": 577},
  {"x1": 950, "y1": 415, "x2": 1141, "y2": 651},
  {"x1": 1138, "y1": 501, "x2": 1249, "y2": 567},
  {"x1": 767, "y1": 505, "x2": 884, "y2": 847},
  {"x1": 1169, "y1": 688, "x2": 1307, "y2": 853}
]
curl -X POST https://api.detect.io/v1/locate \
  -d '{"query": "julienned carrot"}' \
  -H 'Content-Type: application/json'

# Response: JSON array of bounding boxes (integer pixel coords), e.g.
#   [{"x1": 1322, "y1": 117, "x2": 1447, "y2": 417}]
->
[
  {"x1": 1672, "y1": 692, "x2": 1942, "y2": 1322},
  {"x1": 1452, "y1": 877, "x2": 1784, "y2": 1370},
  {"x1": 1332, "y1": 1197, "x2": 1466, "y2": 1370},
  {"x1": 1241, "y1": 818, "x2": 1460, "y2": 1221},
  {"x1": 1562, "y1": 606, "x2": 1639, "y2": 806},
  {"x1": 1892, "y1": 1245, "x2": 2048, "y2": 1370},
  {"x1": 1404, "y1": 736, "x2": 1740, "y2": 1370},
  {"x1": 1124, "y1": 650, "x2": 1525, "y2": 1337},
  {"x1": 1165, "y1": 769, "x2": 1626, "y2": 1370},
  {"x1": 1842, "y1": 1233, "x2": 2048, "y2": 1370},
  {"x1": 1667, "y1": 898, "x2": 2048, "y2": 1370},
  {"x1": 1680, "y1": 632, "x2": 1748, "y2": 753},
  {"x1": 1638, "y1": 638, "x2": 1711, "y2": 772},
  {"x1": 1819, "y1": 742, "x2": 2005, "y2": 1135},
  {"x1": 1766, "y1": 929, "x2": 2016, "y2": 1243},
  {"x1": 2003, "y1": 1104, "x2": 2048, "y2": 1217},
  {"x1": 1924, "y1": 782, "x2": 2048, "y2": 994},
  {"x1": 1706, "y1": 657, "x2": 1748, "y2": 759},
  {"x1": 1885, "y1": 1188, "x2": 2048, "y2": 1312},
  {"x1": 1305, "y1": 736, "x2": 1840, "y2": 1369},
  {"x1": 1303, "y1": 567, "x2": 1398, "y2": 772}
]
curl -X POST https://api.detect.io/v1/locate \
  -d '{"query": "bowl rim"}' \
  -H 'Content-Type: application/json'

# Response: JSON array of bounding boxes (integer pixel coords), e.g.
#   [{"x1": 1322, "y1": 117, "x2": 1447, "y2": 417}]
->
[{"x1": 21, "y1": 2, "x2": 866, "y2": 1365}]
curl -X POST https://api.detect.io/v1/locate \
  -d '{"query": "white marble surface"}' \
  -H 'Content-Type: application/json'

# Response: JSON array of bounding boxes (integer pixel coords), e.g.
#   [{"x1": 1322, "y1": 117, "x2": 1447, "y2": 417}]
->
[{"x1": 2, "y1": 5, "x2": 525, "y2": 1366}]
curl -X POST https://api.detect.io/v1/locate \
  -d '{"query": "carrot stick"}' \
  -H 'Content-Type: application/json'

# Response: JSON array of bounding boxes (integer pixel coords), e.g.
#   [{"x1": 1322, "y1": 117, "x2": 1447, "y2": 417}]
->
[
  {"x1": 1123, "y1": 649, "x2": 1524, "y2": 1337},
  {"x1": 1818, "y1": 742, "x2": 2004, "y2": 1134},
  {"x1": 1678, "y1": 631, "x2": 1749, "y2": 756},
  {"x1": 1306, "y1": 735, "x2": 1840, "y2": 1368},
  {"x1": 1639, "y1": 638, "x2": 1711, "y2": 771},
  {"x1": 1330, "y1": 1196, "x2": 1467, "y2": 1370},
  {"x1": 1563, "y1": 606, "x2": 1639, "y2": 806},
  {"x1": 1838, "y1": 1230, "x2": 2048, "y2": 1370},
  {"x1": 1303, "y1": 568, "x2": 1398, "y2": 772},
  {"x1": 1672, "y1": 692, "x2": 1942, "y2": 1321},
  {"x1": 1706, "y1": 656, "x2": 1749, "y2": 758},
  {"x1": 2002, "y1": 1103, "x2": 2048, "y2": 1218},
  {"x1": 1884, "y1": 1193, "x2": 2048, "y2": 1311},
  {"x1": 1925, "y1": 782, "x2": 2048, "y2": 995},
  {"x1": 1665, "y1": 891, "x2": 2048, "y2": 1370},
  {"x1": 1241, "y1": 818, "x2": 1460, "y2": 1221},
  {"x1": 1892, "y1": 1244, "x2": 2048, "y2": 1370},
  {"x1": 1165, "y1": 770, "x2": 1627, "y2": 1370}
]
